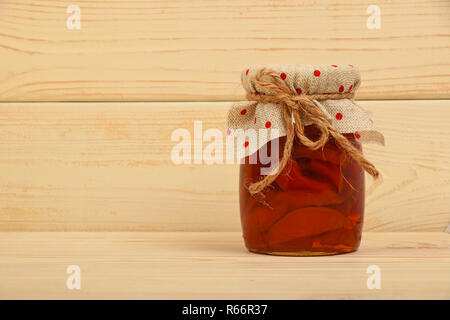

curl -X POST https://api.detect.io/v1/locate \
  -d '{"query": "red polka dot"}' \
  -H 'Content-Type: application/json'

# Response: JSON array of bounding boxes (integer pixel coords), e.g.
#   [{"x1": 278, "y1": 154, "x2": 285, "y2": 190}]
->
[
  {"x1": 314, "y1": 70, "x2": 321, "y2": 77},
  {"x1": 226, "y1": 129, "x2": 231, "y2": 135},
  {"x1": 348, "y1": 85, "x2": 353, "y2": 91},
  {"x1": 335, "y1": 113, "x2": 343, "y2": 120},
  {"x1": 246, "y1": 69, "x2": 249, "y2": 75},
  {"x1": 280, "y1": 73, "x2": 287, "y2": 80},
  {"x1": 254, "y1": 117, "x2": 257, "y2": 124},
  {"x1": 339, "y1": 85, "x2": 344, "y2": 93},
  {"x1": 254, "y1": 91, "x2": 259, "y2": 95},
  {"x1": 354, "y1": 131, "x2": 361, "y2": 139},
  {"x1": 240, "y1": 109, "x2": 247, "y2": 115},
  {"x1": 331, "y1": 65, "x2": 338, "y2": 67},
  {"x1": 265, "y1": 121, "x2": 272, "y2": 128},
  {"x1": 244, "y1": 141, "x2": 249, "y2": 148},
  {"x1": 296, "y1": 88, "x2": 302, "y2": 94}
]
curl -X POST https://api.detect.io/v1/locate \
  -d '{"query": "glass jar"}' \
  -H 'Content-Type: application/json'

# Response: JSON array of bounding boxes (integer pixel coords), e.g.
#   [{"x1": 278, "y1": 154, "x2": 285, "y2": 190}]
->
[{"x1": 239, "y1": 125, "x2": 364, "y2": 256}]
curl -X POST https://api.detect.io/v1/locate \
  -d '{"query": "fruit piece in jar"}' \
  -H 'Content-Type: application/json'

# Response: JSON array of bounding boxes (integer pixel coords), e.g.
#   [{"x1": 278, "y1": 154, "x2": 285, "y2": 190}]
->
[
  {"x1": 242, "y1": 202, "x2": 289, "y2": 232},
  {"x1": 273, "y1": 236, "x2": 313, "y2": 251},
  {"x1": 311, "y1": 227, "x2": 357, "y2": 251},
  {"x1": 243, "y1": 187, "x2": 345, "y2": 233},
  {"x1": 274, "y1": 189, "x2": 345, "y2": 211},
  {"x1": 275, "y1": 160, "x2": 335, "y2": 192},
  {"x1": 242, "y1": 228, "x2": 269, "y2": 251},
  {"x1": 305, "y1": 159, "x2": 342, "y2": 191},
  {"x1": 266, "y1": 207, "x2": 348, "y2": 245},
  {"x1": 292, "y1": 144, "x2": 342, "y2": 166},
  {"x1": 241, "y1": 185, "x2": 290, "y2": 231},
  {"x1": 329, "y1": 196, "x2": 353, "y2": 217}
]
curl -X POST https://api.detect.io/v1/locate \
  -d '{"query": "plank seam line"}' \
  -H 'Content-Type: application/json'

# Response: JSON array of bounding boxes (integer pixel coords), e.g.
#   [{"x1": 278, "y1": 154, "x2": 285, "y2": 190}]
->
[{"x1": 0, "y1": 98, "x2": 450, "y2": 104}]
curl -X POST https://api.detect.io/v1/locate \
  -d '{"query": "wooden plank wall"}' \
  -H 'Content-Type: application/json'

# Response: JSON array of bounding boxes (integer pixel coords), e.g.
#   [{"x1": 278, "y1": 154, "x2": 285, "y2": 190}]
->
[
  {"x1": 0, "y1": 1, "x2": 449, "y2": 231},
  {"x1": 0, "y1": 100, "x2": 449, "y2": 231},
  {"x1": 0, "y1": 0, "x2": 449, "y2": 101}
]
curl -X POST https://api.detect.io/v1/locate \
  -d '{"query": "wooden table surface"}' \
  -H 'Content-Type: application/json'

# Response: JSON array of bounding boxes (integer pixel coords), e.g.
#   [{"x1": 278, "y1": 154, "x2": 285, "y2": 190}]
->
[{"x1": 0, "y1": 232, "x2": 448, "y2": 299}]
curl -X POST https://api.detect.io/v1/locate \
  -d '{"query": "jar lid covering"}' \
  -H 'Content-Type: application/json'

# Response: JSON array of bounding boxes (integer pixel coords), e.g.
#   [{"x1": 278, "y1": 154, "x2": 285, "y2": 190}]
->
[
  {"x1": 227, "y1": 64, "x2": 384, "y2": 157},
  {"x1": 242, "y1": 64, "x2": 361, "y2": 96}
]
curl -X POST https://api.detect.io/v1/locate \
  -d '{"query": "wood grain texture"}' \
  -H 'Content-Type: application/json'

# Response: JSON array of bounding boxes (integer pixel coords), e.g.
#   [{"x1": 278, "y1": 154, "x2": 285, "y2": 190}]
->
[
  {"x1": 0, "y1": 232, "x2": 448, "y2": 299},
  {"x1": 0, "y1": 0, "x2": 449, "y2": 102},
  {"x1": 0, "y1": 100, "x2": 449, "y2": 232}
]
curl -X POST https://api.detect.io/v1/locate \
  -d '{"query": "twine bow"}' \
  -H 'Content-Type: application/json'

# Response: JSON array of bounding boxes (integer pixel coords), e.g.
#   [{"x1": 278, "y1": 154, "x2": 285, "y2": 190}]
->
[{"x1": 246, "y1": 68, "x2": 379, "y2": 194}]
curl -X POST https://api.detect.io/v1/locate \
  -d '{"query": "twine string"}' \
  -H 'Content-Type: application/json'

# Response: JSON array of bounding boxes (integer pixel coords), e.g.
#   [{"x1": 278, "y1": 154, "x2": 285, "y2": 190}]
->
[{"x1": 246, "y1": 68, "x2": 379, "y2": 194}]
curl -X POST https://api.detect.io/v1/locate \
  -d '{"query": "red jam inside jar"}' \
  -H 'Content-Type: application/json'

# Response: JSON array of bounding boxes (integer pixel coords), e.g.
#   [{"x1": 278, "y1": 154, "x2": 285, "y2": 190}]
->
[{"x1": 239, "y1": 125, "x2": 365, "y2": 256}]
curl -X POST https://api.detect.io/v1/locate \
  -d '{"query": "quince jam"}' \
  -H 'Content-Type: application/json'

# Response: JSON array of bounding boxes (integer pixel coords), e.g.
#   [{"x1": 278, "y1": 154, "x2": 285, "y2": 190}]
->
[{"x1": 239, "y1": 125, "x2": 365, "y2": 256}]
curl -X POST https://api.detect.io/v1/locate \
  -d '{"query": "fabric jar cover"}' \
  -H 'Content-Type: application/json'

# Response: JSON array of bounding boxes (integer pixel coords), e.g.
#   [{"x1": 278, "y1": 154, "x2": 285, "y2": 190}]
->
[{"x1": 227, "y1": 64, "x2": 385, "y2": 158}]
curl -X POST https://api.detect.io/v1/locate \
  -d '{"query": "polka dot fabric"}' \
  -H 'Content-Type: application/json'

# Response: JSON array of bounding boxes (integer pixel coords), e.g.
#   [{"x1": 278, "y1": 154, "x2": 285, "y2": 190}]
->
[
  {"x1": 242, "y1": 64, "x2": 361, "y2": 96},
  {"x1": 227, "y1": 64, "x2": 385, "y2": 158}
]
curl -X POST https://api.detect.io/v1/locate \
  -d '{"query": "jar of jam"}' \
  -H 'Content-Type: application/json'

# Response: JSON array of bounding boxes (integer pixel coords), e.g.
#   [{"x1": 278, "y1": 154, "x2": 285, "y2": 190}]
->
[{"x1": 227, "y1": 65, "x2": 384, "y2": 256}]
